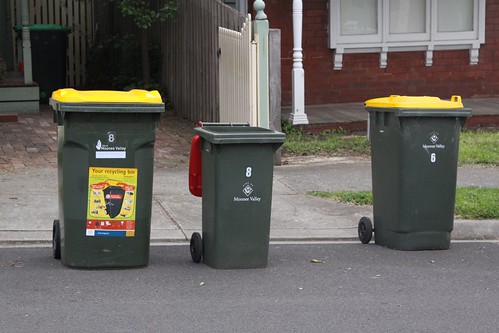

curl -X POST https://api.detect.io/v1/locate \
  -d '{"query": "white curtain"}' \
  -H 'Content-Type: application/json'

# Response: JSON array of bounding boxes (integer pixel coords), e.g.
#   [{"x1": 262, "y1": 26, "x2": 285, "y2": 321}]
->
[
  {"x1": 340, "y1": 0, "x2": 378, "y2": 35},
  {"x1": 438, "y1": 0, "x2": 473, "y2": 32},
  {"x1": 389, "y1": 0, "x2": 426, "y2": 34}
]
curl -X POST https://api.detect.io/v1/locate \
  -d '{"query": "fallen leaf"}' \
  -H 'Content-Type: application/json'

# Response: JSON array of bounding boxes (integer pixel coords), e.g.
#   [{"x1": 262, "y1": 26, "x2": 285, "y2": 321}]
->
[{"x1": 310, "y1": 259, "x2": 324, "y2": 264}]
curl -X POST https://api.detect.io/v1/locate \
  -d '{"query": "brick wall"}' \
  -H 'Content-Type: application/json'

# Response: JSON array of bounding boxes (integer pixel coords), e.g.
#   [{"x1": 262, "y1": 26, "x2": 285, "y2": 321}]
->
[{"x1": 258, "y1": 0, "x2": 499, "y2": 105}]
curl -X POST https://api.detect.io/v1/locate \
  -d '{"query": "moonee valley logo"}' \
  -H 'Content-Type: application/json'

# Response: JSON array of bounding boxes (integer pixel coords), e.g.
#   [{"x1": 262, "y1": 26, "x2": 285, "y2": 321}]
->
[
  {"x1": 233, "y1": 182, "x2": 262, "y2": 202},
  {"x1": 422, "y1": 131, "x2": 445, "y2": 150},
  {"x1": 430, "y1": 132, "x2": 439, "y2": 144}
]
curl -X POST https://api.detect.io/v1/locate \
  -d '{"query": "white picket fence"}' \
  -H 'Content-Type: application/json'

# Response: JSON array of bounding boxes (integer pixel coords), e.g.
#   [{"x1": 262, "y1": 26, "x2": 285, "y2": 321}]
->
[{"x1": 218, "y1": 15, "x2": 258, "y2": 126}]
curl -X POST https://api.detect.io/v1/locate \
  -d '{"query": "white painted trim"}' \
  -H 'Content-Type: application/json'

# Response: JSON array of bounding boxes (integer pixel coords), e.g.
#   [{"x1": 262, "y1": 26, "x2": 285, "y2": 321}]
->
[{"x1": 329, "y1": 0, "x2": 486, "y2": 69}]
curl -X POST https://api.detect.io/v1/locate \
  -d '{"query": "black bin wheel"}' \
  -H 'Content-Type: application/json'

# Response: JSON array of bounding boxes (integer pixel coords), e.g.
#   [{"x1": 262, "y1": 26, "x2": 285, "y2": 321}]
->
[
  {"x1": 358, "y1": 217, "x2": 373, "y2": 244},
  {"x1": 190, "y1": 232, "x2": 203, "y2": 263},
  {"x1": 53, "y1": 219, "x2": 61, "y2": 259}
]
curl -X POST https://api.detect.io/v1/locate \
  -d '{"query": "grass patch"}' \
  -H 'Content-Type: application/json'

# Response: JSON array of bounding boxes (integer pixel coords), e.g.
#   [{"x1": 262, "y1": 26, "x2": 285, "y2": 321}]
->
[
  {"x1": 310, "y1": 190, "x2": 373, "y2": 206},
  {"x1": 455, "y1": 186, "x2": 499, "y2": 219},
  {"x1": 309, "y1": 187, "x2": 499, "y2": 220},
  {"x1": 282, "y1": 126, "x2": 370, "y2": 157},
  {"x1": 283, "y1": 134, "x2": 370, "y2": 156},
  {"x1": 282, "y1": 122, "x2": 498, "y2": 166},
  {"x1": 459, "y1": 130, "x2": 499, "y2": 166}
]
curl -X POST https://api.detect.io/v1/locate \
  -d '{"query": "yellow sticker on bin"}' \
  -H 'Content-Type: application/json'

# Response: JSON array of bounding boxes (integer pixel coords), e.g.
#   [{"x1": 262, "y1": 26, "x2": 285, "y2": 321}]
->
[
  {"x1": 51, "y1": 88, "x2": 163, "y2": 104},
  {"x1": 365, "y1": 95, "x2": 463, "y2": 109}
]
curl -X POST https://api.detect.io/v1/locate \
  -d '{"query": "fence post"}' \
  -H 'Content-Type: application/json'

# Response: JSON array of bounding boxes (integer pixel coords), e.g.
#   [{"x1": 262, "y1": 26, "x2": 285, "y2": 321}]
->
[
  {"x1": 253, "y1": 0, "x2": 269, "y2": 129},
  {"x1": 269, "y1": 29, "x2": 282, "y2": 165}
]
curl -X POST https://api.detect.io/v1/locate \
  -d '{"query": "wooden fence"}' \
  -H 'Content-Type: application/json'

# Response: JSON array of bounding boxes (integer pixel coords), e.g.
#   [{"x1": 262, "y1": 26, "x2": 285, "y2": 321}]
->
[
  {"x1": 158, "y1": 0, "x2": 247, "y2": 122},
  {"x1": 92, "y1": 0, "x2": 246, "y2": 122},
  {"x1": 11, "y1": 0, "x2": 93, "y2": 87}
]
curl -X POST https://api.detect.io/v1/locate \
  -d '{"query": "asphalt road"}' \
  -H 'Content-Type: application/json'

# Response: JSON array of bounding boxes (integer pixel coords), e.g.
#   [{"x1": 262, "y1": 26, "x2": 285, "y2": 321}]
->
[{"x1": 1, "y1": 242, "x2": 498, "y2": 332}]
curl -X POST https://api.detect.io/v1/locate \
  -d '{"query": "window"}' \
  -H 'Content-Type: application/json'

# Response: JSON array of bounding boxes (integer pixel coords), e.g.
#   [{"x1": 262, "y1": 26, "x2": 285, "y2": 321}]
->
[
  {"x1": 340, "y1": 0, "x2": 379, "y2": 39},
  {"x1": 329, "y1": 0, "x2": 485, "y2": 69},
  {"x1": 388, "y1": 0, "x2": 428, "y2": 41}
]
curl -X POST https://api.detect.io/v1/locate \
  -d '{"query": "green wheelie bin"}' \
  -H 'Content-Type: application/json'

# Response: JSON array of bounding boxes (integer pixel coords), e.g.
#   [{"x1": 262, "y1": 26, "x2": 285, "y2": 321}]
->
[
  {"x1": 49, "y1": 88, "x2": 164, "y2": 268},
  {"x1": 358, "y1": 95, "x2": 471, "y2": 250},
  {"x1": 15, "y1": 24, "x2": 71, "y2": 103},
  {"x1": 188, "y1": 123, "x2": 285, "y2": 269}
]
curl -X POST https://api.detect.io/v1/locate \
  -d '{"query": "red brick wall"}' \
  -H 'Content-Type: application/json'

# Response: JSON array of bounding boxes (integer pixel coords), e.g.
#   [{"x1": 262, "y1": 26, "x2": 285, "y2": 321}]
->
[{"x1": 256, "y1": 0, "x2": 499, "y2": 105}]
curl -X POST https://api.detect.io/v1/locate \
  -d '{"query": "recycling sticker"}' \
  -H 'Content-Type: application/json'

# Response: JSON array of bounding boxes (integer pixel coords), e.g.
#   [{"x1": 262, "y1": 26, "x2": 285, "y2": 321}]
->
[{"x1": 86, "y1": 167, "x2": 138, "y2": 237}]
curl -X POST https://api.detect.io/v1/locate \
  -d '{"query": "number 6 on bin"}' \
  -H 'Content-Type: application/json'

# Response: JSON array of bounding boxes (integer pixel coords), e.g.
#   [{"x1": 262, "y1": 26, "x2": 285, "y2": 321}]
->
[{"x1": 431, "y1": 153, "x2": 436, "y2": 163}]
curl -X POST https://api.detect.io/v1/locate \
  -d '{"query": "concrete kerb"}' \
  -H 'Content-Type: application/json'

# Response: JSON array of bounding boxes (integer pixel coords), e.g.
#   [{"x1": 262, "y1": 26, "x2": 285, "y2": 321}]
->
[
  {"x1": 0, "y1": 156, "x2": 498, "y2": 247},
  {"x1": 452, "y1": 220, "x2": 499, "y2": 241}
]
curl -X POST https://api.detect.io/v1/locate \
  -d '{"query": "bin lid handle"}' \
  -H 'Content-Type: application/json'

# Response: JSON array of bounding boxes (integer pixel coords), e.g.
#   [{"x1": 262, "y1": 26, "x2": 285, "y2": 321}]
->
[{"x1": 199, "y1": 122, "x2": 250, "y2": 127}]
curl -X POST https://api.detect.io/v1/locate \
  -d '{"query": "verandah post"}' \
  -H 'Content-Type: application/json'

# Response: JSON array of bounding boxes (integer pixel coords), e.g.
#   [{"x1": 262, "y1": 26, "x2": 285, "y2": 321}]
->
[{"x1": 289, "y1": 0, "x2": 309, "y2": 125}]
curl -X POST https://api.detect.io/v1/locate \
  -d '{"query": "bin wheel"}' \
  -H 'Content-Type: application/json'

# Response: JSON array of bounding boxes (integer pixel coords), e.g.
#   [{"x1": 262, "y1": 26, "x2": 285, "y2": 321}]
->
[
  {"x1": 358, "y1": 217, "x2": 373, "y2": 244},
  {"x1": 190, "y1": 232, "x2": 203, "y2": 263},
  {"x1": 53, "y1": 219, "x2": 61, "y2": 260}
]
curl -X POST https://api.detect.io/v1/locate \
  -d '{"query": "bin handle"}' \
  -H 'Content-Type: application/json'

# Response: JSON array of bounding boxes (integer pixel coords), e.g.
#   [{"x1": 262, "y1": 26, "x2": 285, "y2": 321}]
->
[
  {"x1": 189, "y1": 135, "x2": 203, "y2": 197},
  {"x1": 199, "y1": 122, "x2": 249, "y2": 127},
  {"x1": 450, "y1": 95, "x2": 462, "y2": 103},
  {"x1": 388, "y1": 95, "x2": 401, "y2": 104}
]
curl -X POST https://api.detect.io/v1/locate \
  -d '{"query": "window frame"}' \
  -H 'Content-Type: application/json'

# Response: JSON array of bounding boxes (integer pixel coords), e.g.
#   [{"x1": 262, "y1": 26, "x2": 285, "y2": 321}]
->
[{"x1": 328, "y1": 0, "x2": 486, "y2": 69}]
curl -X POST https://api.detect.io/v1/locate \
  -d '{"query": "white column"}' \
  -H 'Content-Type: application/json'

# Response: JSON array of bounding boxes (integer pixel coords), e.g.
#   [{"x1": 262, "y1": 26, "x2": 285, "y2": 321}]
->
[
  {"x1": 289, "y1": 0, "x2": 308, "y2": 125},
  {"x1": 21, "y1": 0, "x2": 33, "y2": 84}
]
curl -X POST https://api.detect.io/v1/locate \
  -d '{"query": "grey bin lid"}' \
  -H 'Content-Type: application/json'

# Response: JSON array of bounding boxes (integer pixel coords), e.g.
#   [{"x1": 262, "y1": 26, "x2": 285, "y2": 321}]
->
[{"x1": 194, "y1": 126, "x2": 286, "y2": 144}]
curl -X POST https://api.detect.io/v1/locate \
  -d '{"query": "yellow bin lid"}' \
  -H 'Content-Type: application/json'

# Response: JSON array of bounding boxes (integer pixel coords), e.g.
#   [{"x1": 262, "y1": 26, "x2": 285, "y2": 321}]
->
[
  {"x1": 365, "y1": 95, "x2": 463, "y2": 109},
  {"x1": 51, "y1": 88, "x2": 163, "y2": 104}
]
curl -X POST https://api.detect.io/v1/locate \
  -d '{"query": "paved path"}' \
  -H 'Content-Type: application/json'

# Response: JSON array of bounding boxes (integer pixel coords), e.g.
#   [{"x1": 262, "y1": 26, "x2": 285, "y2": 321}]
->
[
  {"x1": 0, "y1": 105, "x2": 194, "y2": 171},
  {"x1": 1, "y1": 156, "x2": 498, "y2": 246}
]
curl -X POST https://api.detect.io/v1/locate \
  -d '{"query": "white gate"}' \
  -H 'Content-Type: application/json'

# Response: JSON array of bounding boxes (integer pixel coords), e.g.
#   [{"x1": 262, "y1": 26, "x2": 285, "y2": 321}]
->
[{"x1": 218, "y1": 14, "x2": 258, "y2": 126}]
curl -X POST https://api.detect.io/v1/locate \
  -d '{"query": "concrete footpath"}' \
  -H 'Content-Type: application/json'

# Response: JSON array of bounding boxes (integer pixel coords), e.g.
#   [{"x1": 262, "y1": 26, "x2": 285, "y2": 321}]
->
[{"x1": 1, "y1": 155, "x2": 498, "y2": 246}]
